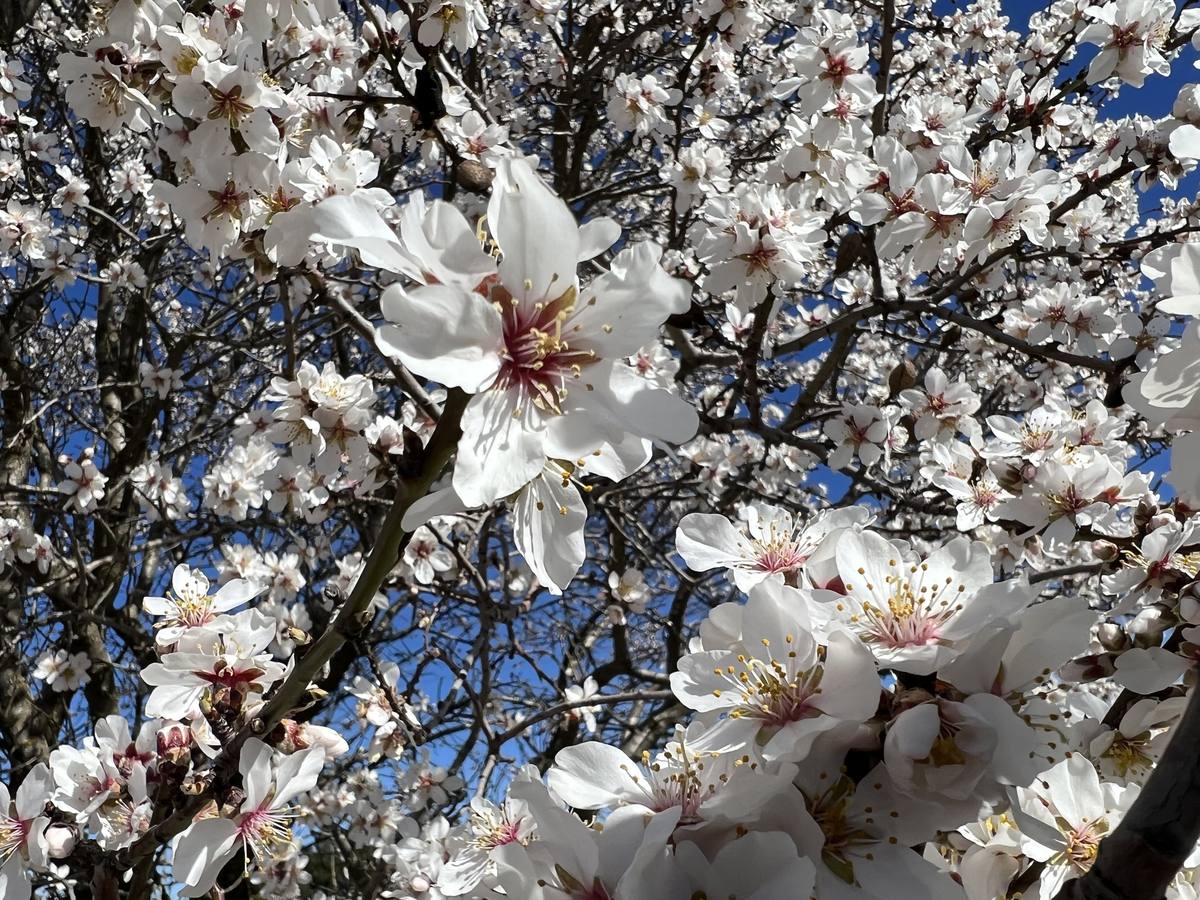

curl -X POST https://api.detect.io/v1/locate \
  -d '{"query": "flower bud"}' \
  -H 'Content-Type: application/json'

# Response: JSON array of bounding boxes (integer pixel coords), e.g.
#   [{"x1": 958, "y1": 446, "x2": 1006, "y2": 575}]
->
[
  {"x1": 45, "y1": 825, "x2": 75, "y2": 859},
  {"x1": 1149, "y1": 512, "x2": 1177, "y2": 531},
  {"x1": 456, "y1": 160, "x2": 494, "y2": 194},
  {"x1": 1096, "y1": 619, "x2": 1129, "y2": 652},
  {"x1": 890, "y1": 687, "x2": 934, "y2": 715},
  {"x1": 157, "y1": 721, "x2": 192, "y2": 768},
  {"x1": 1091, "y1": 540, "x2": 1120, "y2": 562},
  {"x1": 296, "y1": 722, "x2": 351, "y2": 760},
  {"x1": 1130, "y1": 604, "x2": 1175, "y2": 647},
  {"x1": 1135, "y1": 500, "x2": 1160, "y2": 532},
  {"x1": 1061, "y1": 653, "x2": 1116, "y2": 681},
  {"x1": 410, "y1": 876, "x2": 431, "y2": 893}
]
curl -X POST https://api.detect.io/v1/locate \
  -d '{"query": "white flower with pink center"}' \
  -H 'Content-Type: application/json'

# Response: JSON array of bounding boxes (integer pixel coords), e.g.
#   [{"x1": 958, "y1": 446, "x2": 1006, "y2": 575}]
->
[
  {"x1": 142, "y1": 563, "x2": 262, "y2": 647},
  {"x1": 1011, "y1": 754, "x2": 1138, "y2": 898},
  {"x1": 670, "y1": 581, "x2": 880, "y2": 761},
  {"x1": 309, "y1": 157, "x2": 697, "y2": 510},
  {"x1": 809, "y1": 529, "x2": 1033, "y2": 675},
  {"x1": 0, "y1": 764, "x2": 50, "y2": 900},
  {"x1": 439, "y1": 797, "x2": 535, "y2": 895},
  {"x1": 676, "y1": 503, "x2": 869, "y2": 591},
  {"x1": 548, "y1": 727, "x2": 798, "y2": 825},
  {"x1": 172, "y1": 739, "x2": 324, "y2": 897},
  {"x1": 140, "y1": 609, "x2": 286, "y2": 721}
]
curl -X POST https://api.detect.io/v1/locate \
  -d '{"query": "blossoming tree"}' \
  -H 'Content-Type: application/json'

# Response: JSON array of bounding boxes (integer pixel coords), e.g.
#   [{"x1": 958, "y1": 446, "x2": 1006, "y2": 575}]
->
[{"x1": 4, "y1": 0, "x2": 1200, "y2": 897}]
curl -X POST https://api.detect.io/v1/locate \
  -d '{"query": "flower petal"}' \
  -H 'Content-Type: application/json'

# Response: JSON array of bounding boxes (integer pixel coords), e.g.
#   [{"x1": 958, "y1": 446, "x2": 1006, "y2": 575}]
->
[
  {"x1": 547, "y1": 742, "x2": 649, "y2": 810},
  {"x1": 572, "y1": 242, "x2": 691, "y2": 358},
  {"x1": 239, "y1": 738, "x2": 274, "y2": 811},
  {"x1": 512, "y1": 472, "x2": 586, "y2": 594},
  {"x1": 453, "y1": 388, "x2": 547, "y2": 507},
  {"x1": 377, "y1": 284, "x2": 503, "y2": 392},
  {"x1": 308, "y1": 194, "x2": 415, "y2": 275},
  {"x1": 172, "y1": 818, "x2": 240, "y2": 898},
  {"x1": 271, "y1": 747, "x2": 324, "y2": 809},
  {"x1": 675, "y1": 513, "x2": 749, "y2": 573},
  {"x1": 488, "y1": 158, "x2": 579, "y2": 304}
]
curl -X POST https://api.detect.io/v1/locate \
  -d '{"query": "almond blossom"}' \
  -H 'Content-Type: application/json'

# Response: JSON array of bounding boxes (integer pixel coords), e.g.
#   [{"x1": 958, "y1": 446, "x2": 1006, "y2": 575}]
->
[
  {"x1": 143, "y1": 563, "x2": 263, "y2": 646},
  {"x1": 1011, "y1": 755, "x2": 1139, "y2": 899},
  {"x1": 32, "y1": 649, "x2": 92, "y2": 692},
  {"x1": 809, "y1": 529, "x2": 1033, "y2": 674},
  {"x1": 0, "y1": 766, "x2": 50, "y2": 900},
  {"x1": 671, "y1": 581, "x2": 880, "y2": 760},
  {"x1": 311, "y1": 157, "x2": 697, "y2": 511},
  {"x1": 140, "y1": 610, "x2": 286, "y2": 721},
  {"x1": 676, "y1": 503, "x2": 869, "y2": 591},
  {"x1": 172, "y1": 740, "x2": 324, "y2": 897}
]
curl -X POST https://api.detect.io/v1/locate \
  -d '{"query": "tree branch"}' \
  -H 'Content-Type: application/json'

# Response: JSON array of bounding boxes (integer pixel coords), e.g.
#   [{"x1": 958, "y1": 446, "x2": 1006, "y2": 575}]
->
[{"x1": 1054, "y1": 685, "x2": 1200, "y2": 900}]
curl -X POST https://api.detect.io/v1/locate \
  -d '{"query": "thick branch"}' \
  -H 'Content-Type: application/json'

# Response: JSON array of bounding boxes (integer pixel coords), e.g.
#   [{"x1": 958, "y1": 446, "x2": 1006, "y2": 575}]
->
[
  {"x1": 1054, "y1": 685, "x2": 1200, "y2": 900},
  {"x1": 124, "y1": 388, "x2": 468, "y2": 879}
]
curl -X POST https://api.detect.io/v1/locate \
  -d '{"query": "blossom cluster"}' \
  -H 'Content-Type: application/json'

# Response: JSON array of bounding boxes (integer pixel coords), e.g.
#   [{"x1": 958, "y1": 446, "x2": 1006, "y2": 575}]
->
[{"x1": 5, "y1": 0, "x2": 1200, "y2": 896}]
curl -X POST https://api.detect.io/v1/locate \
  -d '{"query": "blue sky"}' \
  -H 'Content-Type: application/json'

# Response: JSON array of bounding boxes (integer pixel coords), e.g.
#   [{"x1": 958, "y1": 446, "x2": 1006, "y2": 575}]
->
[{"x1": 1002, "y1": 0, "x2": 1194, "y2": 119}]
